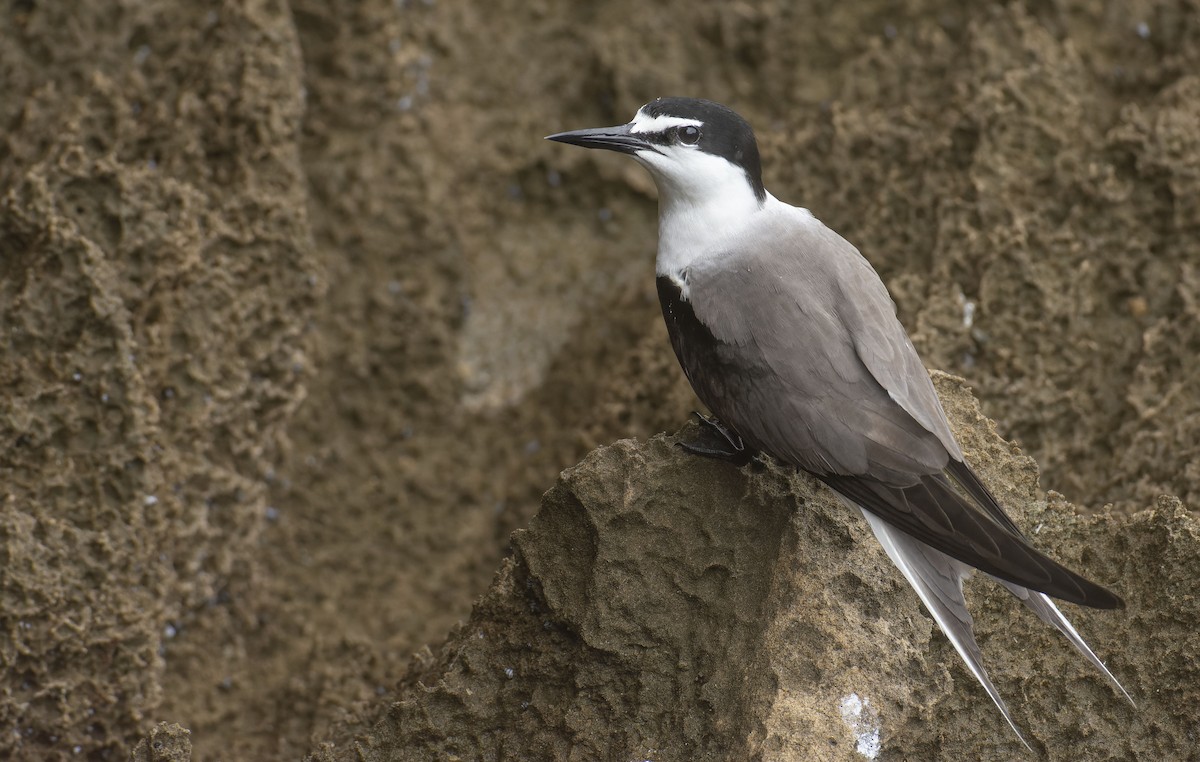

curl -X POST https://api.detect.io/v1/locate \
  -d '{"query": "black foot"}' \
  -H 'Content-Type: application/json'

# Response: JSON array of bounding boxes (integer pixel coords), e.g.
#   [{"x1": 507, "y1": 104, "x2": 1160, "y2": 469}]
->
[{"x1": 676, "y1": 411, "x2": 754, "y2": 467}]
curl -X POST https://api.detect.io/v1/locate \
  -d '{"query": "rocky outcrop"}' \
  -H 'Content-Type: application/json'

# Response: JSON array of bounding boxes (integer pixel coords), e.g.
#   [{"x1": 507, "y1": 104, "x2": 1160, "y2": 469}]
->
[
  {"x1": 3, "y1": 1, "x2": 1200, "y2": 759},
  {"x1": 323, "y1": 375, "x2": 1198, "y2": 761}
]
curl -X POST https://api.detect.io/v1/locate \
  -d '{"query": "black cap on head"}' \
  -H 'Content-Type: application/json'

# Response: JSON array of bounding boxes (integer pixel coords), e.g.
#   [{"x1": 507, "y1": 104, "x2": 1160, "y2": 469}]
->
[{"x1": 641, "y1": 97, "x2": 765, "y2": 202}]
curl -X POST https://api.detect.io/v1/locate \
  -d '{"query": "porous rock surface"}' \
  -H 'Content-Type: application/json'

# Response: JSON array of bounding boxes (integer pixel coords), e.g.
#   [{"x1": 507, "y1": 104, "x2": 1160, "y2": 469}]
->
[
  {"x1": 2, "y1": 0, "x2": 1200, "y2": 760},
  {"x1": 320, "y1": 375, "x2": 1198, "y2": 761},
  {"x1": 2, "y1": 2, "x2": 315, "y2": 758}
]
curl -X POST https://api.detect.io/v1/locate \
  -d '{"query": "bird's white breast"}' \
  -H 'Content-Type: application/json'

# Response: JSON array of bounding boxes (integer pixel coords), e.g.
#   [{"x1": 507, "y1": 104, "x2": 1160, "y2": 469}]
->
[{"x1": 654, "y1": 192, "x2": 817, "y2": 298}]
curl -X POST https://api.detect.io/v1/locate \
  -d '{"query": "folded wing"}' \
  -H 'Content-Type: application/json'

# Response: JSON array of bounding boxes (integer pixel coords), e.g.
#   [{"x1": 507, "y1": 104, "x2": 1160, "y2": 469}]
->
[{"x1": 671, "y1": 208, "x2": 1121, "y2": 608}]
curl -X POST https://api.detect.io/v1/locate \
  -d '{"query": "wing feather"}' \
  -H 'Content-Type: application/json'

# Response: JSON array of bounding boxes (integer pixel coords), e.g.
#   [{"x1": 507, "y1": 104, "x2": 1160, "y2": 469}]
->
[{"x1": 673, "y1": 207, "x2": 1121, "y2": 607}]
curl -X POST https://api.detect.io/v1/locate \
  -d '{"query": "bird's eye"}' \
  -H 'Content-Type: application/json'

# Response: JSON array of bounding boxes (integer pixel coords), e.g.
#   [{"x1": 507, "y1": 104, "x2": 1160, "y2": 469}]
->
[{"x1": 677, "y1": 125, "x2": 701, "y2": 145}]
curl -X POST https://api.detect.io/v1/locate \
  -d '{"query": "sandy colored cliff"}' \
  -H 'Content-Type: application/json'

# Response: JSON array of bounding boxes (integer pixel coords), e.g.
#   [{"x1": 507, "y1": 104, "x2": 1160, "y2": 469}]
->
[{"x1": 2, "y1": 1, "x2": 1198, "y2": 760}]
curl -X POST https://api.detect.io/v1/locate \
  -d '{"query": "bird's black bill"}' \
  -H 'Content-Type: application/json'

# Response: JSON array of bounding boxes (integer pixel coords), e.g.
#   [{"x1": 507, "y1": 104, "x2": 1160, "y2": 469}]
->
[{"x1": 545, "y1": 124, "x2": 657, "y2": 155}]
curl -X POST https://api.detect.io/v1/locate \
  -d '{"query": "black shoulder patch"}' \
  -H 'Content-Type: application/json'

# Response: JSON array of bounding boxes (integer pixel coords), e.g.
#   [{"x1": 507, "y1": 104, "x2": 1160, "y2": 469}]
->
[{"x1": 657, "y1": 274, "x2": 719, "y2": 390}]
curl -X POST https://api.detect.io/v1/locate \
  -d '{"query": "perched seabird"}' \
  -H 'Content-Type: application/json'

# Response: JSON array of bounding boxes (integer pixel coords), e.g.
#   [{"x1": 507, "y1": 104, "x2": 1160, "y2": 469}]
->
[{"x1": 547, "y1": 96, "x2": 1132, "y2": 747}]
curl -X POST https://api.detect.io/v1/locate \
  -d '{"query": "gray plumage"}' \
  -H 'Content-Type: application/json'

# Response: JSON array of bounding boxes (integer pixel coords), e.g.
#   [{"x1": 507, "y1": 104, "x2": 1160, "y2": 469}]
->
[
  {"x1": 547, "y1": 95, "x2": 1131, "y2": 745},
  {"x1": 672, "y1": 206, "x2": 1117, "y2": 606}
]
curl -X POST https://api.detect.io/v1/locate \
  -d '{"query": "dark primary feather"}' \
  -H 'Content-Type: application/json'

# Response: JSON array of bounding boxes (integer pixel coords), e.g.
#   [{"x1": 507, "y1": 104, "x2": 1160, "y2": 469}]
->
[
  {"x1": 821, "y1": 472, "x2": 1122, "y2": 608},
  {"x1": 658, "y1": 208, "x2": 1122, "y2": 609}
]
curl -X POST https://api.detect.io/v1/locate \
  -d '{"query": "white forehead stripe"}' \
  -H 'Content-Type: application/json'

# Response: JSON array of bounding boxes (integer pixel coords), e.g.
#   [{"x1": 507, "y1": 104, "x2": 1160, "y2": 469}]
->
[{"x1": 629, "y1": 111, "x2": 703, "y2": 134}]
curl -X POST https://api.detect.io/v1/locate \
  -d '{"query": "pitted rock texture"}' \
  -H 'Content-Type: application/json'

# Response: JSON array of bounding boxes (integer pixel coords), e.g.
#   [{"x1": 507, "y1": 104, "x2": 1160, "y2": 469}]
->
[
  {"x1": 2, "y1": 1, "x2": 1199, "y2": 760},
  {"x1": 321, "y1": 375, "x2": 1197, "y2": 761}
]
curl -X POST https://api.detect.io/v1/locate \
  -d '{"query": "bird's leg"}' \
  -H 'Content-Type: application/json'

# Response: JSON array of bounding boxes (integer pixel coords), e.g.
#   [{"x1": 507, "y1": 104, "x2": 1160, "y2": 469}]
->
[
  {"x1": 693, "y1": 411, "x2": 744, "y2": 450},
  {"x1": 676, "y1": 411, "x2": 754, "y2": 466}
]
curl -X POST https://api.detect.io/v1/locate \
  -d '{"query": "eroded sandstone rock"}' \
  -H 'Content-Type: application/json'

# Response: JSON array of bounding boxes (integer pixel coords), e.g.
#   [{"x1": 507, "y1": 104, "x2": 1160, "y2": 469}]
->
[{"x1": 327, "y1": 374, "x2": 1197, "y2": 761}]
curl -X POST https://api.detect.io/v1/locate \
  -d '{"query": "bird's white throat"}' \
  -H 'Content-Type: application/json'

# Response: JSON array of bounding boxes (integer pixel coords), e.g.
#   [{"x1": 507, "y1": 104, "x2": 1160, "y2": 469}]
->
[{"x1": 636, "y1": 148, "x2": 768, "y2": 289}]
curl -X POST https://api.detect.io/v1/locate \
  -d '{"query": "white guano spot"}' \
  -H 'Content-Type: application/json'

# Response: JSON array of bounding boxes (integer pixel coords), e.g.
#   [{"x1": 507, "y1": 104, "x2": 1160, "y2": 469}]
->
[
  {"x1": 962, "y1": 298, "x2": 976, "y2": 328},
  {"x1": 839, "y1": 693, "x2": 882, "y2": 759}
]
